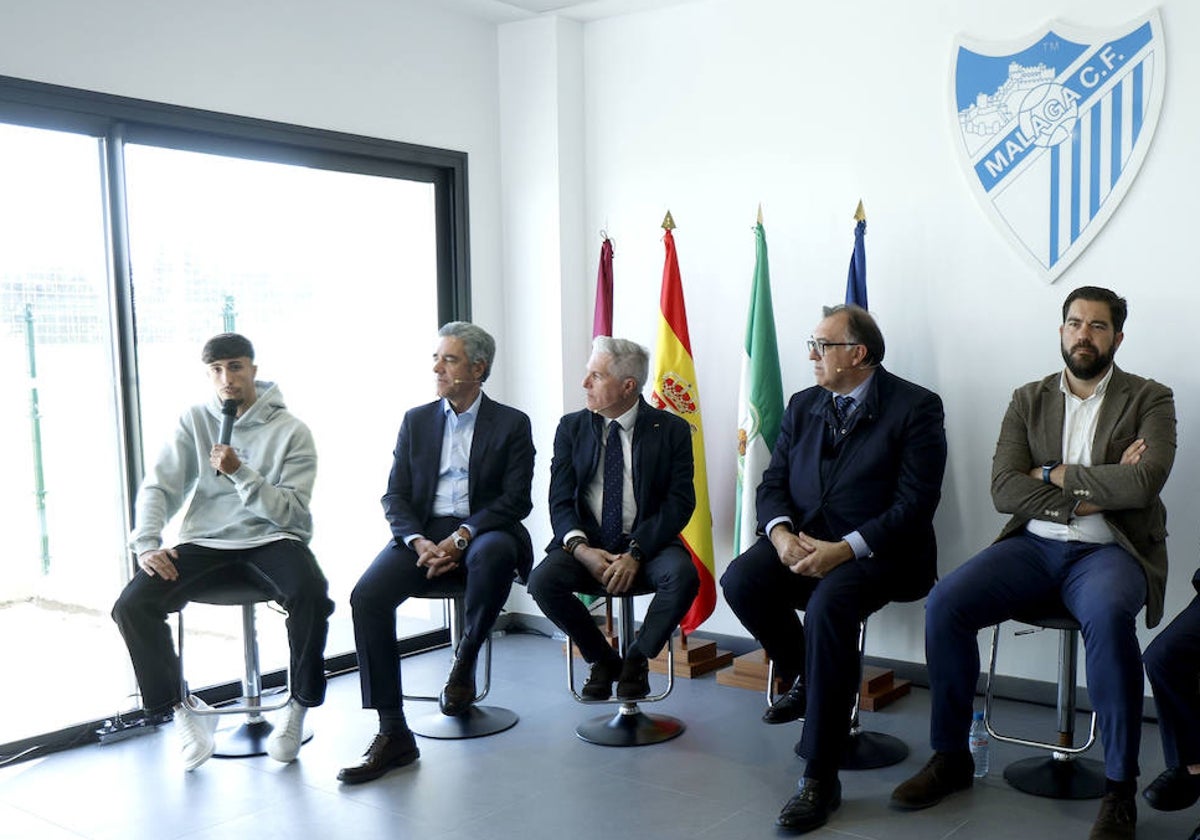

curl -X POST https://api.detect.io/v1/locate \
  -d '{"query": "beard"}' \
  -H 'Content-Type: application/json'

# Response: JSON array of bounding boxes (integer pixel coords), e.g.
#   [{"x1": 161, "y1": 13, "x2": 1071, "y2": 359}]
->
[{"x1": 1062, "y1": 341, "x2": 1115, "y2": 380}]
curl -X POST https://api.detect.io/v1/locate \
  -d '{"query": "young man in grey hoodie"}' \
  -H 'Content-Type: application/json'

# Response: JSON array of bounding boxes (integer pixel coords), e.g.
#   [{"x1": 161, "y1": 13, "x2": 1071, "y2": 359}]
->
[{"x1": 112, "y1": 333, "x2": 333, "y2": 771}]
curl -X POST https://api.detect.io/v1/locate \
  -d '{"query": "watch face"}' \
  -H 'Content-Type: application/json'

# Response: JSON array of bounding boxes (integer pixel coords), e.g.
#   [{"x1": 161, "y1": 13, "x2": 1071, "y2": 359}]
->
[{"x1": 454, "y1": 535, "x2": 468, "y2": 549}]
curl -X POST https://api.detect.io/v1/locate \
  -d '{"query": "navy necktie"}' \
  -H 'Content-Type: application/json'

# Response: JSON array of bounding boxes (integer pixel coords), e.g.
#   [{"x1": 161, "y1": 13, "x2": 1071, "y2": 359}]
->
[
  {"x1": 834, "y1": 394, "x2": 855, "y2": 425},
  {"x1": 599, "y1": 420, "x2": 624, "y2": 552}
]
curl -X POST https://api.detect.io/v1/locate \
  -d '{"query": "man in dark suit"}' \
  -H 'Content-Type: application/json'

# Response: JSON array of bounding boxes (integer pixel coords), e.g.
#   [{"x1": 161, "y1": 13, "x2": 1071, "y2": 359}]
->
[
  {"x1": 337, "y1": 322, "x2": 535, "y2": 784},
  {"x1": 721, "y1": 303, "x2": 947, "y2": 835},
  {"x1": 1142, "y1": 569, "x2": 1200, "y2": 839},
  {"x1": 528, "y1": 337, "x2": 699, "y2": 701},
  {"x1": 892, "y1": 287, "x2": 1175, "y2": 840}
]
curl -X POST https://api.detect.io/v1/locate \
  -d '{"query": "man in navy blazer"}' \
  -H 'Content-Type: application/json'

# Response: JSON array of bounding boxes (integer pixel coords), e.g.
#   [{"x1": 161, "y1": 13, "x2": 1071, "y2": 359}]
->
[
  {"x1": 722, "y1": 304, "x2": 946, "y2": 835},
  {"x1": 528, "y1": 337, "x2": 698, "y2": 701},
  {"x1": 338, "y1": 322, "x2": 534, "y2": 784}
]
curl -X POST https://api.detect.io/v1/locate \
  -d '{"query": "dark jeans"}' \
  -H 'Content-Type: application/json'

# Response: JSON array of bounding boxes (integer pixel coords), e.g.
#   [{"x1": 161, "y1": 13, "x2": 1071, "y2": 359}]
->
[
  {"x1": 527, "y1": 543, "x2": 699, "y2": 663},
  {"x1": 721, "y1": 537, "x2": 893, "y2": 773},
  {"x1": 350, "y1": 517, "x2": 521, "y2": 710},
  {"x1": 926, "y1": 532, "x2": 1147, "y2": 781},
  {"x1": 1144, "y1": 593, "x2": 1200, "y2": 769},
  {"x1": 111, "y1": 540, "x2": 333, "y2": 715}
]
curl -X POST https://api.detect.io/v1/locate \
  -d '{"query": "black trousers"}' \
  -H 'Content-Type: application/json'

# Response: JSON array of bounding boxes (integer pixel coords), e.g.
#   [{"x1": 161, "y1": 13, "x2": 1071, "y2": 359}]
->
[
  {"x1": 527, "y1": 544, "x2": 699, "y2": 663},
  {"x1": 721, "y1": 538, "x2": 893, "y2": 773},
  {"x1": 1145, "y1": 593, "x2": 1200, "y2": 770},
  {"x1": 350, "y1": 516, "x2": 521, "y2": 710},
  {"x1": 111, "y1": 540, "x2": 333, "y2": 715}
]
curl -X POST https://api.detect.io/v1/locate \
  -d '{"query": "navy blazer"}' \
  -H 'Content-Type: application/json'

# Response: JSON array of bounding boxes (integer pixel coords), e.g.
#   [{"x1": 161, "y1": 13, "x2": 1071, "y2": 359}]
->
[
  {"x1": 547, "y1": 397, "x2": 695, "y2": 558},
  {"x1": 755, "y1": 367, "x2": 947, "y2": 601},
  {"x1": 381, "y1": 393, "x2": 536, "y2": 581}
]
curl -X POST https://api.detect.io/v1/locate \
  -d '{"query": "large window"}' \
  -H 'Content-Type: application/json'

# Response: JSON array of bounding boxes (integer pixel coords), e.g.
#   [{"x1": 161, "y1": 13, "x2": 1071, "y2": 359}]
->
[{"x1": 0, "y1": 76, "x2": 468, "y2": 757}]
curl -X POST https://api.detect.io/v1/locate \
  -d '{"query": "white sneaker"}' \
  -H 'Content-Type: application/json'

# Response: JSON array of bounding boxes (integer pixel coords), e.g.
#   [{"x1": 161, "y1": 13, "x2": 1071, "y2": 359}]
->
[
  {"x1": 175, "y1": 697, "x2": 217, "y2": 771},
  {"x1": 266, "y1": 699, "x2": 307, "y2": 763}
]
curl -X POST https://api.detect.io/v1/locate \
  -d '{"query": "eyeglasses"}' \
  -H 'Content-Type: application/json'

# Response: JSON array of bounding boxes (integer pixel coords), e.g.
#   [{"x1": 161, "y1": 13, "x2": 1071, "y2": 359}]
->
[{"x1": 806, "y1": 338, "x2": 860, "y2": 356}]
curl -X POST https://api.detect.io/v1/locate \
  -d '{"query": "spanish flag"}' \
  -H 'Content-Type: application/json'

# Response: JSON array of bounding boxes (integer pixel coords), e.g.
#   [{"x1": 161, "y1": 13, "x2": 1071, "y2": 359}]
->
[{"x1": 650, "y1": 213, "x2": 715, "y2": 635}]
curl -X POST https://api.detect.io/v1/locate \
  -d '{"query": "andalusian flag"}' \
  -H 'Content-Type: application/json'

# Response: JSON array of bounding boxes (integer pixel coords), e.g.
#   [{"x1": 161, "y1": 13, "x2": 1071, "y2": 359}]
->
[
  {"x1": 735, "y1": 211, "x2": 784, "y2": 554},
  {"x1": 650, "y1": 212, "x2": 715, "y2": 635},
  {"x1": 845, "y1": 200, "x2": 867, "y2": 308}
]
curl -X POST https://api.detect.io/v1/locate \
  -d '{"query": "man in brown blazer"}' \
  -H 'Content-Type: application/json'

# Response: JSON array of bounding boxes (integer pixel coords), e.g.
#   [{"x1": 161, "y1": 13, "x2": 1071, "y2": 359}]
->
[{"x1": 891, "y1": 287, "x2": 1175, "y2": 840}]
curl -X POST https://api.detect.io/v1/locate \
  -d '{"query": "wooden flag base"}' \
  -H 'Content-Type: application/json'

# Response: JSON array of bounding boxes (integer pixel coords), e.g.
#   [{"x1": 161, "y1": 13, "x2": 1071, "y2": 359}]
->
[
  {"x1": 716, "y1": 647, "x2": 910, "y2": 711},
  {"x1": 648, "y1": 633, "x2": 734, "y2": 678}
]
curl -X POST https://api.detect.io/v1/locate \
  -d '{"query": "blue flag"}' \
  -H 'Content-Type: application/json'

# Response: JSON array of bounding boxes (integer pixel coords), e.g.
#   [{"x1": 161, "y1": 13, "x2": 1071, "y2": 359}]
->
[{"x1": 845, "y1": 214, "x2": 867, "y2": 308}]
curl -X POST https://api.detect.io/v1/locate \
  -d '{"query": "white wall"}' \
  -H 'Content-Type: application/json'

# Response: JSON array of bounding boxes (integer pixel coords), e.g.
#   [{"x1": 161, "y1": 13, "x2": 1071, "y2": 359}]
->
[
  {"x1": 499, "y1": 0, "x2": 1200, "y2": 687},
  {"x1": 0, "y1": 0, "x2": 511, "y2": 366}
]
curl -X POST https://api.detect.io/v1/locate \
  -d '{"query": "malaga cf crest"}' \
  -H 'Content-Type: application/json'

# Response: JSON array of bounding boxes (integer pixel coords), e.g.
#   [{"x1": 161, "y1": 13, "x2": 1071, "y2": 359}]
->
[{"x1": 951, "y1": 11, "x2": 1165, "y2": 283}]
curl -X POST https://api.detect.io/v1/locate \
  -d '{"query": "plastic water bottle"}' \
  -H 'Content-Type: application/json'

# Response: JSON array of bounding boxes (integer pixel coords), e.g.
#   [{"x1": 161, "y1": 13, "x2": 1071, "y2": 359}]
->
[{"x1": 969, "y1": 710, "x2": 990, "y2": 778}]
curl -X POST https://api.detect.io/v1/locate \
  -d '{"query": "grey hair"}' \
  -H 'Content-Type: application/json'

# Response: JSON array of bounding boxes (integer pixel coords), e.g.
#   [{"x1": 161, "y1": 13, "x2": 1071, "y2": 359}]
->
[
  {"x1": 592, "y1": 336, "x2": 649, "y2": 390},
  {"x1": 438, "y1": 321, "x2": 496, "y2": 382}
]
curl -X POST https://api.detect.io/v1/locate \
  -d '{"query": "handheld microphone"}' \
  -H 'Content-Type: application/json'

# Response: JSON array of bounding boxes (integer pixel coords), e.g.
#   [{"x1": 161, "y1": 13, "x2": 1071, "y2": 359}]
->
[{"x1": 215, "y1": 399, "x2": 237, "y2": 475}]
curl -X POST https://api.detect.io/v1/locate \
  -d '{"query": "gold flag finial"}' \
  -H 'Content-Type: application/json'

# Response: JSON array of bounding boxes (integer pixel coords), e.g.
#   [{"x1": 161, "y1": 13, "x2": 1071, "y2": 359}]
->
[
  {"x1": 756, "y1": 203, "x2": 763, "y2": 225},
  {"x1": 854, "y1": 200, "x2": 866, "y2": 222},
  {"x1": 661, "y1": 210, "x2": 676, "y2": 230}
]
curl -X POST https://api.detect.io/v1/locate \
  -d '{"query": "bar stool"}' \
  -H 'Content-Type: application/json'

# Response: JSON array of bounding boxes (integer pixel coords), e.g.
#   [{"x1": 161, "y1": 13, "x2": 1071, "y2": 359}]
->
[
  {"x1": 983, "y1": 608, "x2": 1104, "y2": 799},
  {"x1": 566, "y1": 590, "x2": 684, "y2": 747},
  {"x1": 403, "y1": 580, "x2": 517, "y2": 740},
  {"x1": 766, "y1": 616, "x2": 908, "y2": 769},
  {"x1": 175, "y1": 571, "x2": 311, "y2": 757}
]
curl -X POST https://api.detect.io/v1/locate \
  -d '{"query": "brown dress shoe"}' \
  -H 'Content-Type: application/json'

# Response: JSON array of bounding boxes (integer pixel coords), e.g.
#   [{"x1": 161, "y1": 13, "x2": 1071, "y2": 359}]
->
[
  {"x1": 438, "y1": 654, "x2": 477, "y2": 716},
  {"x1": 337, "y1": 732, "x2": 419, "y2": 784},
  {"x1": 1089, "y1": 792, "x2": 1136, "y2": 840},
  {"x1": 890, "y1": 751, "x2": 974, "y2": 810}
]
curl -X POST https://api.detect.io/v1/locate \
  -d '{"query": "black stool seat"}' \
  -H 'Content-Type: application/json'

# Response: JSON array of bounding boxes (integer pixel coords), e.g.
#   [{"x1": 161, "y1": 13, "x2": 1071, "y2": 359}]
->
[{"x1": 984, "y1": 608, "x2": 1103, "y2": 799}]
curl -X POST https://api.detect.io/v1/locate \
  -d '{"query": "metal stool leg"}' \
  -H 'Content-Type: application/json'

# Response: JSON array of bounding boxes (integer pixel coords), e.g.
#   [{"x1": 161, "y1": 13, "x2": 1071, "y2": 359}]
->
[
  {"x1": 574, "y1": 595, "x2": 685, "y2": 747},
  {"x1": 989, "y1": 624, "x2": 1104, "y2": 799},
  {"x1": 791, "y1": 619, "x2": 908, "y2": 769},
  {"x1": 214, "y1": 603, "x2": 312, "y2": 757},
  {"x1": 409, "y1": 596, "x2": 518, "y2": 740}
]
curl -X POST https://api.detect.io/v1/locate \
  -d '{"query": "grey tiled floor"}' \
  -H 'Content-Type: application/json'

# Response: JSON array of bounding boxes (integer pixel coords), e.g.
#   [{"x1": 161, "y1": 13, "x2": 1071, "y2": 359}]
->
[{"x1": 1, "y1": 632, "x2": 1196, "y2": 839}]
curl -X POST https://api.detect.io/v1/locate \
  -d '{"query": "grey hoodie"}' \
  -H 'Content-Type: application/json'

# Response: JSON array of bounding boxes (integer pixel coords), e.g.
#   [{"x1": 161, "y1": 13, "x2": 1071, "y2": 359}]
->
[{"x1": 129, "y1": 380, "x2": 317, "y2": 555}]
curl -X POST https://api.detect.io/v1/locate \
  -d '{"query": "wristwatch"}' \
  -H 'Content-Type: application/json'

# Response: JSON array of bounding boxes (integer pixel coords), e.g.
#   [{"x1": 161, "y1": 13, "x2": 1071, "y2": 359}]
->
[
  {"x1": 453, "y1": 528, "x2": 470, "y2": 550},
  {"x1": 628, "y1": 539, "x2": 644, "y2": 563},
  {"x1": 1041, "y1": 460, "x2": 1061, "y2": 484}
]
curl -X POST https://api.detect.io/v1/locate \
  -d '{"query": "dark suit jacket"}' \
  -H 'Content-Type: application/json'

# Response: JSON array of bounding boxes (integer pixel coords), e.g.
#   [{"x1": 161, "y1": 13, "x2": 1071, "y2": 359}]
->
[
  {"x1": 990, "y1": 365, "x2": 1175, "y2": 627},
  {"x1": 381, "y1": 393, "x2": 536, "y2": 581},
  {"x1": 755, "y1": 367, "x2": 947, "y2": 602},
  {"x1": 547, "y1": 397, "x2": 695, "y2": 558}
]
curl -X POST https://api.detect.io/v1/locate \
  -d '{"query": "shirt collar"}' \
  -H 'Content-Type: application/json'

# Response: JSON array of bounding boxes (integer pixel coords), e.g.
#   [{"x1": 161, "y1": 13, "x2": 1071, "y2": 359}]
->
[
  {"x1": 1058, "y1": 364, "x2": 1114, "y2": 401},
  {"x1": 604, "y1": 400, "x2": 640, "y2": 434},
  {"x1": 442, "y1": 392, "x2": 483, "y2": 419},
  {"x1": 827, "y1": 370, "x2": 875, "y2": 405}
]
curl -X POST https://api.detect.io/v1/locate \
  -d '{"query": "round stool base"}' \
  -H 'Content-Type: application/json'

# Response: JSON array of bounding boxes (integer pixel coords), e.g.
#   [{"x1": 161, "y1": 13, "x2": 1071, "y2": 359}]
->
[
  {"x1": 576, "y1": 705, "x2": 685, "y2": 747},
  {"x1": 411, "y1": 706, "x2": 518, "y2": 740},
  {"x1": 213, "y1": 719, "x2": 313, "y2": 758},
  {"x1": 1003, "y1": 755, "x2": 1106, "y2": 799},
  {"x1": 794, "y1": 730, "x2": 908, "y2": 770}
]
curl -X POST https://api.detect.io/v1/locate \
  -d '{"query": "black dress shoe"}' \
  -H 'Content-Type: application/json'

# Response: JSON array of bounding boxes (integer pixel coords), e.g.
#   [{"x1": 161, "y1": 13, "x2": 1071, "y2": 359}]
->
[
  {"x1": 616, "y1": 655, "x2": 651, "y2": 700},
  {"x1": 438, "y1": 654, "x2": 477, "y2": 716},
  {"x1": 1143, "y1": 766, "x2": 1200, "y2": 811},
  {"x1": 337, "y1": 732, "x2": 419, "y2": 784},
  {"x1": 763, "y1": 677, "x2": 807, "y2": 724},
  {"x1": 776, "y1": 777, "x2": 841, "y2": 834},
  {"x1": 582, "y1": 657, "x2": 623, "y2": 700}
]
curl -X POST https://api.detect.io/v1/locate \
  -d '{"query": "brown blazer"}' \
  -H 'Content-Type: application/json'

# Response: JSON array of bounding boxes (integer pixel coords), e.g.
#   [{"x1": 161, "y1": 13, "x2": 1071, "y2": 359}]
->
[{"x1": 990, "y1": 365, "x2": 1176, "y2": 627}]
